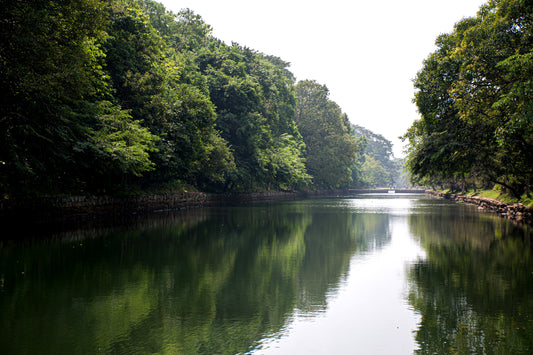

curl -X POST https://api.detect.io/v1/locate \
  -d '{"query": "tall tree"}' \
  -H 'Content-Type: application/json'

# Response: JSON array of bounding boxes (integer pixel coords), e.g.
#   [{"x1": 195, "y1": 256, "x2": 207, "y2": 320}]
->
[
  {"x1": 106, "y1": 0, "x2": 235, "y2": 189},
  {"x1": 451, "y1": 0, "x2": 533, "y2": 196},
  {"x1": 140, "y1": 3, "x2": 309, "y2": 190},
  {"x1": 403, "y1": 0, "x2": 533, "y2": 196},
  {"x1": 403, "y1": 23, "x2": 479, "y2": 189},
  {"x1": 197, "y1": 42, "x2": 310, "y2": 190},
  {"x1": 295, "y1": 80, "x2": 358, "y2": 188}
]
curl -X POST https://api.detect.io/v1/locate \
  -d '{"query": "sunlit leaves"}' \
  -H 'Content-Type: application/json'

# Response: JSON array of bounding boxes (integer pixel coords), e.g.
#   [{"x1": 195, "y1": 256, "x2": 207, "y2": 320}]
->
[{"x1": 91, "y1": 102, "x2": 157, "y2": 176}]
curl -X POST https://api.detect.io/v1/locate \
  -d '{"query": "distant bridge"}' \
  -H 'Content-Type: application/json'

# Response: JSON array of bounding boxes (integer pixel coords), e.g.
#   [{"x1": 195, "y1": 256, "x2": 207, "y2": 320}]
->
[{"x1": 346, "y1": 189, "x2": 426, "y2": 194}]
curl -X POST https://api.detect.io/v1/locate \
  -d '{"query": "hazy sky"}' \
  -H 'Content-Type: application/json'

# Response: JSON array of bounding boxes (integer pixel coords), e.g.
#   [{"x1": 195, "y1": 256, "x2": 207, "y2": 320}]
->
[{"x1": 158, "y1": 0, "x2": 487, "y2": 157}]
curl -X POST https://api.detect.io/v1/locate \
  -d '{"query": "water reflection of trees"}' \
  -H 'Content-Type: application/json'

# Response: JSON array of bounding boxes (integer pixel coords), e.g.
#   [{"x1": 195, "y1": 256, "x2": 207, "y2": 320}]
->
[
  {"x1": 407, "y1": 206, "x2": 533, "y2": 354},
  {"x1": 296, "y1": 208, "x2": 390, "y2": 313},
  {"x1": 0, "y1": 201, "x2": 392, "y2": 354}
]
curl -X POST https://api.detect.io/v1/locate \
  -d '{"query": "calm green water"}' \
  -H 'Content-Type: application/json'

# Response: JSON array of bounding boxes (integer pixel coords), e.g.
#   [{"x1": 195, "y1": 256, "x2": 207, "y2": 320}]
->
[{"x1": 1, "y1": 195, "x2": 532, "y2": 354}]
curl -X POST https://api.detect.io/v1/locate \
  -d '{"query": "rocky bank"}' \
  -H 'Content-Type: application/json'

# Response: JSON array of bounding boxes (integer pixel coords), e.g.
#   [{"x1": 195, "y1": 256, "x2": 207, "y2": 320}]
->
[{"x1": 427, "y1": 190, "x2": 533, "y2": 225}]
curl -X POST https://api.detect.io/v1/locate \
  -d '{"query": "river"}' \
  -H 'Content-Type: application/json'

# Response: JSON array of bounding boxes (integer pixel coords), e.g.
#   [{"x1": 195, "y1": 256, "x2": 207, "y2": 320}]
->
[{"x1": 1, "y1": 194, "x2": 532, "y2": 354}]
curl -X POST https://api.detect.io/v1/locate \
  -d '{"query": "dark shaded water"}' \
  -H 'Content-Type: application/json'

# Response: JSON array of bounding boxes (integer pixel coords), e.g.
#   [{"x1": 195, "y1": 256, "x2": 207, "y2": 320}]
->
[{"x1": 1, "y1": 195, "x2": 532, "y2": 354}]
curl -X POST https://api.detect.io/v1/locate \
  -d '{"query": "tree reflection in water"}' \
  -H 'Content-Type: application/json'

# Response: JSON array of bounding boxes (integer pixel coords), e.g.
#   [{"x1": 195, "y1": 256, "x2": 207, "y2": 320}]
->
[
  {"x1": 0, "y1": 199, "x2": 390, "y2": 355},
  {"x1": 407, "y1": 200, "x2": 533, "y2": 354}
]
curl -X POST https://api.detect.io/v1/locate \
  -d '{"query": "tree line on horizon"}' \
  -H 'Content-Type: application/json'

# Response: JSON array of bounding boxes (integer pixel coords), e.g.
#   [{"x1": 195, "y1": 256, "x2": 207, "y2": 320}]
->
[
  {"x1": 0, "y1": 0, "x2": 400, "y2": 198},
  {"x1": 403, "y1": 0, "x2": 532, "y2": 198}
]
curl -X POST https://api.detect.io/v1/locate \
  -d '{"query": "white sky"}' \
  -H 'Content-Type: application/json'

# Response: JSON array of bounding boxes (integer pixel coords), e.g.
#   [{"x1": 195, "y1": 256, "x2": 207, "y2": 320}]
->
[{"x1": 158, "y1": 0, "x2": 487, "y2": 157}]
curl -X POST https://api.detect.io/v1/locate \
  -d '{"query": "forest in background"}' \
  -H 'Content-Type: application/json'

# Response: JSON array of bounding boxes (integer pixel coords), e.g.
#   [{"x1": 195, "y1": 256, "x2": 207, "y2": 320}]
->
[
  {"x1": 0, "y1": 0, "x2": 400, "y2": 198},
  {"x1": 403, "y1": 0, "x2": 532, "y2": 199}
]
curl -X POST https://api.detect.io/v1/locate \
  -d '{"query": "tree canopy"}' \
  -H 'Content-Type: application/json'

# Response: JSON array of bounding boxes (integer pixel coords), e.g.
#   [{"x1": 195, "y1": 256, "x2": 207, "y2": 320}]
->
[
  {"x1": 403, "y1": 0, "x2": 533, "y2": 197},
  {"x1": 295, "y1": 81, "x2": 358, "y2": 189},
  {"x1": 0, "y1": 0, "x2": 158, "y2": 194},
  {"x1": 0, "y1": 0, "x2": 372, "y2": 197}
]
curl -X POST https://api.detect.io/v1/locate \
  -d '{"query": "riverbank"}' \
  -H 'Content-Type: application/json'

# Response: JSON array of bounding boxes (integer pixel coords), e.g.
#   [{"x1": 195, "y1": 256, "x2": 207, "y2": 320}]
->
[
  {"x1": 426, "y1": 190, "x2": 533, "y2": 225},
  {"x1": 0, "y1": 189, "x2": 426, "y2": 224},
  {"x1": 0, "y1": 191, "x2": 305, "y2": 223}
]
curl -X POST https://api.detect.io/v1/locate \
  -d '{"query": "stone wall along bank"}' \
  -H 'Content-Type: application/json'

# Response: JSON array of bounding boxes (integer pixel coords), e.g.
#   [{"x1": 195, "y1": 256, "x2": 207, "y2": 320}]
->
[{"x1": 0, "y1": 191, "x2": 301, "y2": 222}]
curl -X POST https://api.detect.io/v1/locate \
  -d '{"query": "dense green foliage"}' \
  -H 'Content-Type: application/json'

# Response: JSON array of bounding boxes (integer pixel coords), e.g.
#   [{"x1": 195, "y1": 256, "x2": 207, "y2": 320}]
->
[
  {"x1": 0, "y1": 0, "x2": 158, "y2": 194},
  {"x1": 403, "y1": 0, "x2": 533, "y2": 197},
  {"x1": 0, "y1": 0, "x2": 366, "y2": 197},
  {"x1": 295, "y1": 81, "x2": 358, "y2": 188}
]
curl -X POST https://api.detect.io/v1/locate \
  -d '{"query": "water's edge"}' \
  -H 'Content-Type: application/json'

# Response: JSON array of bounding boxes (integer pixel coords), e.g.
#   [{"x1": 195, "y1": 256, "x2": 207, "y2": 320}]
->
[
  {"x1": 0, "y1": 190, "x2": 426, "y2": 223},
  {"x1": 0, "y1": 191, "x2": 298, "y2": 222}
]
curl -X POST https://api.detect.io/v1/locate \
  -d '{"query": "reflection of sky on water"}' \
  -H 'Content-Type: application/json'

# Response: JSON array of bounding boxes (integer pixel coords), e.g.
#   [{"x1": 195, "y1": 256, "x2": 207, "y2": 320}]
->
[
  {"x1": 346, "y1": 195, "x2": 416, "y2": 215},
  {"x1": 295, "y1": 194, "x2": 426, "y2": 215},
  {"x1": 255, "y1": 210, "x2": 425, "y2": 354},
  {"x1": 341, "y1": 194, "x2": 459, "y2": 217}
]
